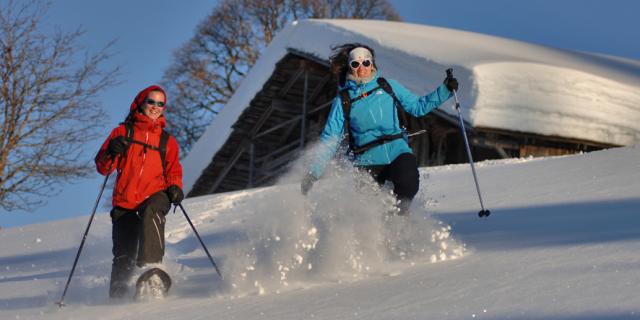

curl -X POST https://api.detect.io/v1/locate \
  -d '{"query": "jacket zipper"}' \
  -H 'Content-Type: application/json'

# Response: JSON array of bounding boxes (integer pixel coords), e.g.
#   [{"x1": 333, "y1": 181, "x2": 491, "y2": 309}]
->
[{"x1": 134, "y1": 130, "x2": 149, "y2": 201}]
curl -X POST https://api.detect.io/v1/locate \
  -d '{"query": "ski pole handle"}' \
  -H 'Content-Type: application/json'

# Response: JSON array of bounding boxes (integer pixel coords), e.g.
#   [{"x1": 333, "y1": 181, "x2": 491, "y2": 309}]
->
[
  {"x1": 446, "y1": 68, "x2": 454, "y2": 81},
  {"x1": 446, "y1": 68, "x2": 461, "y2": 110}
]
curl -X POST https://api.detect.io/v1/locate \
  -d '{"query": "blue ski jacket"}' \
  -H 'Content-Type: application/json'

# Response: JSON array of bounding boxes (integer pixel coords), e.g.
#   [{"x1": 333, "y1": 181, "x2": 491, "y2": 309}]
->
[{"x1": 309, "y1": 71, "x2": 453, "y2": 178}]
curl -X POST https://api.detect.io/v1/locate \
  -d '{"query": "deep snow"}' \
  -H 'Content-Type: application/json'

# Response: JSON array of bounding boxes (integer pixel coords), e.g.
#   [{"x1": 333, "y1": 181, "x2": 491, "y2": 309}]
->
[{"x1": 1, "y1": 145, "x2": 639, "y2": 319}]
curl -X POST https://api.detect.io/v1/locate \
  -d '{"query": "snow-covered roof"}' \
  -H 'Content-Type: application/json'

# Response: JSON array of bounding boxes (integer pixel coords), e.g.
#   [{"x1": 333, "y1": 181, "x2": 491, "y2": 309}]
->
[{"x1": 183, "y1": 19, "x2": 640, "y2": 194}]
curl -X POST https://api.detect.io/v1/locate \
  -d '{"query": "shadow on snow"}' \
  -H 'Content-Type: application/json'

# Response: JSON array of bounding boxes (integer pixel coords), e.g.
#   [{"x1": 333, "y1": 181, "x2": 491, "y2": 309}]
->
[{"x1": 433, "y1": 197, "x2": 640, "y2": 252}]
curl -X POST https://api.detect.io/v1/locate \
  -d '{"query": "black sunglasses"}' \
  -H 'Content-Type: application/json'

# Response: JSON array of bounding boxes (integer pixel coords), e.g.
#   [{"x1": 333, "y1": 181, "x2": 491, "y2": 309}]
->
[
  {"x1": 145, "y1": 98, "x2": 165, "y2": 108},
  {"x1": 350, "y1": 59, "x2": 372, "y2": 69}
]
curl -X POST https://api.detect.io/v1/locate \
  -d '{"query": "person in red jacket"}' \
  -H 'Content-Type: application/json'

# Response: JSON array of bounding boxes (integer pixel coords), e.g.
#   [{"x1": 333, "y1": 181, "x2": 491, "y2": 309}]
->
[{"x1": 95, "y1": 85, "x2": 183, "y2": 298}]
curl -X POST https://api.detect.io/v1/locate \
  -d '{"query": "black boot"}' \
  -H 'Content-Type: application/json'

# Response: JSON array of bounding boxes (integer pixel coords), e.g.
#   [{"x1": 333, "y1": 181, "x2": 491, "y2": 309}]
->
[
  {"x1": 110, "y1": 208, "x2": 140, "y2": 299},
  {"x1": 109, "y1": 255, "x2": 135, "y2": 298},
  {"x1": 396, "y1": 198, "x2": 412, "y2": 216}
]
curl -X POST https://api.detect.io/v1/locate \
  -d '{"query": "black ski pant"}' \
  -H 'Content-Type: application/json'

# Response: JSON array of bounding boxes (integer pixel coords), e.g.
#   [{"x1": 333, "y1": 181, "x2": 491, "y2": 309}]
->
[
  {"x1": 361, "y1": 152, "x2": 420, "y2": 215},
  {"x1": 109, "y1": 190, "x2": 171, "y2": 297}
]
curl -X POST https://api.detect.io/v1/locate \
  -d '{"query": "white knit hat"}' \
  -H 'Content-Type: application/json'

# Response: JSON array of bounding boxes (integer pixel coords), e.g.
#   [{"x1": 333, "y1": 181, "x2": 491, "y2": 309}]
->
[{"x1": 348, "y1": 47, "x2": 373, "y2": 63}]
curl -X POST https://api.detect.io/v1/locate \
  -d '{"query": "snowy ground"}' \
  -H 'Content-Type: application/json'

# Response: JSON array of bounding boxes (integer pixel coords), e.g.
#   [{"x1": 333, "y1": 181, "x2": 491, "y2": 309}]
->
[{"x1": 1, "y1": 145, "x2": 639, "y2": 319}]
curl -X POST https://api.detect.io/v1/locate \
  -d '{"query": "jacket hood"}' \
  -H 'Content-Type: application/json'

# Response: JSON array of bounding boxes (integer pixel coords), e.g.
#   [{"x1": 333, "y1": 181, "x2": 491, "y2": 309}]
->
[{"x1": 130, "y1": 85, "x2": 167, "y2": 111}]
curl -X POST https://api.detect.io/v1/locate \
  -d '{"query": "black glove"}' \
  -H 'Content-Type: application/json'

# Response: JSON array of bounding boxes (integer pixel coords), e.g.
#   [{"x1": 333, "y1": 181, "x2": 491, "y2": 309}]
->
[
  {"x1": 301, "y1": 173, "x2": 318, "y2": 195},
  {"x1": 108, "y1": 136, "x2": 130, "y2": 156},
  {"x1": 166, "y1": 185, "x2": 184, "y2": 204},
  {"x1": 444, "y1": 76, "x2": 459, "y2": 92}
]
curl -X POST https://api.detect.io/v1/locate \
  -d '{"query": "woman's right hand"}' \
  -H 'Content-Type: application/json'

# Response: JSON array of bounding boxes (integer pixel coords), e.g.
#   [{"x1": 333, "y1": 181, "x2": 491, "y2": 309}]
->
[
  {"x1": 108, "y1": 136, "x2": 130, "y2": 156},
  {"x1": 301, "y1": 173, "x2": 318, "y2": 195},
  {"x1": 444, "y1": 76, "x2": 459, "y2": 92}
]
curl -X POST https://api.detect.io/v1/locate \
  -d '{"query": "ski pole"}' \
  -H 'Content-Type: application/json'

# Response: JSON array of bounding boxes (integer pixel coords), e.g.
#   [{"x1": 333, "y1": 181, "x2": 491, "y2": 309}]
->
[
  {"x1": 56, "y1": 165, "x2": 113, "y2": 307},
  {"x1": 446, "y1": 68, "x2": 491, "y2": 218},
  {"x1": 177, "y1": 203, "x2": 223, "y2": 279}
]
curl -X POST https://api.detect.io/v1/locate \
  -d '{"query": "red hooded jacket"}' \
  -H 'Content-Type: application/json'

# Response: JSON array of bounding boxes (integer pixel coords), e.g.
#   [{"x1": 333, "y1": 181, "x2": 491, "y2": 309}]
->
[{"x1": 95, "y1": 85, "x2": 183, "y2": 210}]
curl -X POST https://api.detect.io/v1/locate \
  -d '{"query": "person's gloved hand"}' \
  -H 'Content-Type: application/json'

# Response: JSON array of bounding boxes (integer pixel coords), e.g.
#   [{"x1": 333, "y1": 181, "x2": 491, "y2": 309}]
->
[
  {"x1": 301, "y1": 173, "x2": 318, "y2": 195},
  {"x1": 166, "y1": 185, "x2": 184, "y2": 205},
  {"x1": 444, "y1": 76, "x2": 459, "y2": 92},
  {"x1": 108, "y1": 136, "x2": 130, "y2": 156}
]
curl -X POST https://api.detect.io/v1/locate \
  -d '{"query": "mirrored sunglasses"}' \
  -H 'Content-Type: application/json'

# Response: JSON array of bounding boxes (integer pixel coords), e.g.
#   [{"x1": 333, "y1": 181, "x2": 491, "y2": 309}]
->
[
  {"x1": 350, "y1": 59, "x2": 372, "y2": 69},
  {"x1": 145, "y1": 98, "x2": 165, "y2": 108}
]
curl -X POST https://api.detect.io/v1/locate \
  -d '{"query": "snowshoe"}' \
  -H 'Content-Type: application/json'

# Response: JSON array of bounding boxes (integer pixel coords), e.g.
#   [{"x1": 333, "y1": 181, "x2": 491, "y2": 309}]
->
[{"x1": 134, "y1": 267, "x2": 171, "y2": 300}]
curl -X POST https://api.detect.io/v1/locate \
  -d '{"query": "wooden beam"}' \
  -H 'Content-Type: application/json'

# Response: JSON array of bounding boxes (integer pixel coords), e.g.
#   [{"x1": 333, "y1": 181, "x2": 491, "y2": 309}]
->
[
  {"x1": 308, "y1": 74, "x2": 331, "y2": 102},
  {"x1": 249, "y1": 105, "x2": 275, "y2": 138},
  {"x1": 255, "y1": 139, "x2": 300, "y2": 163},
  {"x1": 271, "y1": 99, "x2": 299, "y2": 112},
  {"x1": 254, "y1": 163, "x2": 293, "y2": 186},
  {"x1": 206, "y1": 145, "x2": 246, "y2": 194},
  {"x1": 277, "y1": 116, "x2": 301, "y2": 145},
  {"x1": 278, "y1": 63, "x2": 305, "y2": 97},
  {"x1": 254, "y1": 100, "x2": 333, "y2": 139},
  {"x1": 248, "y1": 142, "x2": 255, "y2": 188},
  {"x1": 300, "y1": 70, "x2": 308, "y2": 148}
]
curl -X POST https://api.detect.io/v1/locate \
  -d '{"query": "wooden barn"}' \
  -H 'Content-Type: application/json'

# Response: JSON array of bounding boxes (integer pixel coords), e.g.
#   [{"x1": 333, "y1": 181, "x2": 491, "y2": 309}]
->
[{"x1": 182, "y1": 20, "x2": 640, "y2": 197}]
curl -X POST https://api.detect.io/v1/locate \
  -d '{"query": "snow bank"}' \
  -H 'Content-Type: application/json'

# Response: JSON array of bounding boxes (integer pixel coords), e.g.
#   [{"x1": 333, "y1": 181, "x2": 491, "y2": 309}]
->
[{"x1": 473, "y1": 62, "x2": 640, "y2": 145}]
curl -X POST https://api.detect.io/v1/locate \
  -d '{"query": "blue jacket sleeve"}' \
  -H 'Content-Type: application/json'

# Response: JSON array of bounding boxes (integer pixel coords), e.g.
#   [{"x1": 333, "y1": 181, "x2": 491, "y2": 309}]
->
[
  {"x1": 308, "y1": 96, "x2": 345, "y2": 178},
  {"x1": 388, "y1": 79, "x2": 452, "y2": 117}
]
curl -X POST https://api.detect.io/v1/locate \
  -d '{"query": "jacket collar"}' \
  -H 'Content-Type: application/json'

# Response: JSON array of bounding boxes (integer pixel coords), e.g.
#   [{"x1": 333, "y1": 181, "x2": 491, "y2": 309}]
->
[
  {"x1": 132, "y1": 112, "x2": 166, "y2": 133},
  {"x1": 343, "y1": 69, "x2": 379, "y2": 91}
]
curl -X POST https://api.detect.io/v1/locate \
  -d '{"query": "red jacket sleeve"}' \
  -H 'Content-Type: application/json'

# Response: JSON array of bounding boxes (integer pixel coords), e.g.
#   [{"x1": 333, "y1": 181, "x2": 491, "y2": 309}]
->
[
  {"x1": 95, "y1": 126, "x2": 125, "y2": 175},
  {"x1": 164, "y1": 135, "x2": 183, "y2": 189}
]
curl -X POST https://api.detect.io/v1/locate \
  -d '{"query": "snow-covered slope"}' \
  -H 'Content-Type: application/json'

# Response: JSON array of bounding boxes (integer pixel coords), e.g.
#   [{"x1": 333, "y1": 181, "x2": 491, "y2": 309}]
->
[
  {"x1": 182, "y1": 19, "x2": 640, "y2": 194},
  {"x1": 1, "y1": 145, "x2": 639, "y2": 319}
]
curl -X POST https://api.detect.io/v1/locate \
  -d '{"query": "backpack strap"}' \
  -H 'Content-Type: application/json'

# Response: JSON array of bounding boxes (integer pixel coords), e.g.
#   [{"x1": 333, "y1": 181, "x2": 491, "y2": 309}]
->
[
  {"x1": 125, "y1": 122, "x2": 134, "y2": 142},
  {"x1": 351, "y1": 132, "x2": 405, "y2": 155},
  {"x1": 339, "y1": 89, "x2": 355, "y2": 151},
  {"x1": 158, "y1": 130, "x2": 169, "y2": 176},
  {"x1": 122, "y1": 122, "x2": 170, "y2": 176},
  {"x1": 351, "y1": 86, "x2": 382, "y2": 104},
  {"x1": 377, "y1": 77, "x2": 409, "y2": 130}
]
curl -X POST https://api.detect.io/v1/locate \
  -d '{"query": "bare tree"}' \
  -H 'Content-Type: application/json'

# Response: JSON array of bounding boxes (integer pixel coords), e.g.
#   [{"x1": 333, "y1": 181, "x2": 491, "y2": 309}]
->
[
  {"x1": 291, "y1": 0, "x2": 401, "y2": 19},
  {"x1": 163, "y1": 0, "x2": 400, "y2": 154},
  {"x1": 0, "y1": 0, "x2": 119, "y2": 211}
]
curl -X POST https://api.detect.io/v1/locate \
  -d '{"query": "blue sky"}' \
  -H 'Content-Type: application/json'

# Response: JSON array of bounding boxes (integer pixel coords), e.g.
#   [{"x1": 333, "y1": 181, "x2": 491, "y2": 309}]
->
[
  {"x1": 1, "y1": 0, "x2": 639, "y2": 228},
  {"x1": 390, "y1": 0, "x2": 639, "y2": 60}
]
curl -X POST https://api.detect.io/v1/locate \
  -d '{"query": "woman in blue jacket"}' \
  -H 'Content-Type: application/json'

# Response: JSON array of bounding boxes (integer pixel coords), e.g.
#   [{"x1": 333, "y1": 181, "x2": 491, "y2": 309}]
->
[{"x1": 301, "y1": 43, "x2": 458, "y2": 216}]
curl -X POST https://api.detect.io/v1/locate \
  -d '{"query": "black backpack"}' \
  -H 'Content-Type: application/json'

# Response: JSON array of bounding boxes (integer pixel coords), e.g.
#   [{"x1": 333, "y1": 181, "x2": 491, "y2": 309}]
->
[{"x1": 339, "y1": 77, "x2": 409, "y2": 154}]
